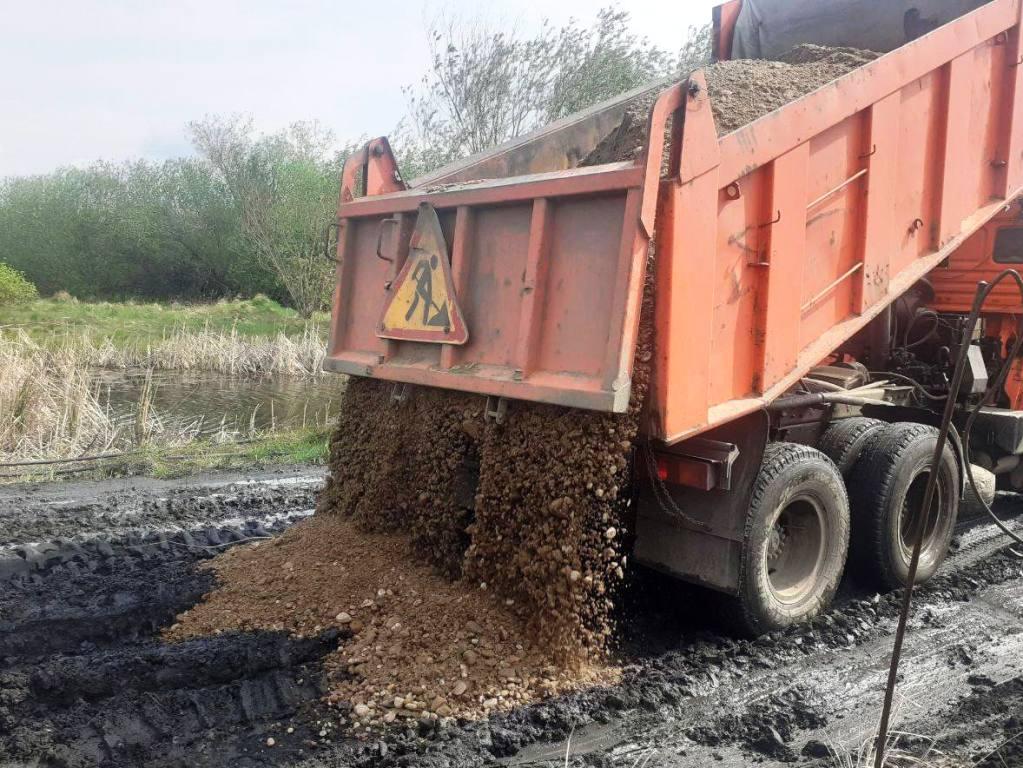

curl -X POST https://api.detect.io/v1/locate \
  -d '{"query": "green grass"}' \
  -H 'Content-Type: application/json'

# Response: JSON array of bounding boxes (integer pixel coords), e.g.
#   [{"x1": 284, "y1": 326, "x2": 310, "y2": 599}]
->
[
  {"x1": 0, "y1": 426, "x2": 331, "y2": 484},
  {"x1": 0, "y1": 295, "x2": 329, "y2": 349},
  {"x1": 143, "y1": 427, "x2": 330, "y2": 479}
]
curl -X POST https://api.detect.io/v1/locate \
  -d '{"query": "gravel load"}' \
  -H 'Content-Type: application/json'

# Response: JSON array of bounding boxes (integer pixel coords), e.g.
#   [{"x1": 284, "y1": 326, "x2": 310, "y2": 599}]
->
[
  {"x1": 168, "y1": 514, "x2": 618, "y2": 729},
  {"x1": 710, "y1": 44, "x2": 879, "y2": 134},
  {"x1": 582, "y1": 44, "x2": 879, "y2": 165}
]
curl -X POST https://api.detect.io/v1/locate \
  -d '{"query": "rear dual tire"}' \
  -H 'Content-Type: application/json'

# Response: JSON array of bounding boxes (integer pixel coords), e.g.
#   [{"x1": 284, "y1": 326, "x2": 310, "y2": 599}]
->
[
  {"x1": 733, "y1": 422, "x2": 960, "y2": 635},
  {"x1": 736, "y1": 443, "x2": 850, "y2": 635},
  {"x1": 848, "y1": 422, "x2": 959, "y2": 590},
  {"x1": 818, "y1": 417, "x2": 887, "y2": 476}
]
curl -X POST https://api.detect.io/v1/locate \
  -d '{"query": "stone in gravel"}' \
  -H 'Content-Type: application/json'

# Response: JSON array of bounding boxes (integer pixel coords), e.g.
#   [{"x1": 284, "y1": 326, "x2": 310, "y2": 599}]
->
[{"x1": 802, "y1": 739, "x2": 830, "y2": 758}]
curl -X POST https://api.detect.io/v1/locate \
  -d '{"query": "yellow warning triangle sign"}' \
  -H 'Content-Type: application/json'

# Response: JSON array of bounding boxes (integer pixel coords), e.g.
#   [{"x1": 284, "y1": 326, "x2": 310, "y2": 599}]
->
[{"x1": 377, "y1": 203, "x2": 469, "y2": 345}]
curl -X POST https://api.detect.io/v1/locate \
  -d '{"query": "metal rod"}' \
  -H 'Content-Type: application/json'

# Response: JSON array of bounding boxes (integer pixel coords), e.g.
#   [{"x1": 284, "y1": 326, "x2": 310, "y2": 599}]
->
[
  {"x1": 806, "y1": 167, "x2": 869, "y2": 210},
  {"x1": 873, "y1": 280, "x2": 989, "y2": 768},
  {"x1": 801, "y1": 263, "x2": 864, "y2": 313}
]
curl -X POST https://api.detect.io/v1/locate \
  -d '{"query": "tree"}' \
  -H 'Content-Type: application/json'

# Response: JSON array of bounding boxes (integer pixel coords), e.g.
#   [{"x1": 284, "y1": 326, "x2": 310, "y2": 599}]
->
[
  {"x1": 0, "y1": 159, "x2": 265, "y2": 301},
  {"x1": 678, "y1": 24, "x2": 712, "y2": 76},
  {"x1": 396, "y1": 7, "x2": 707, "y2": 178},
  {"x1": 541, "y1": 9, "x2": 675, "y2": 123},
  {"x1": 189, "y1": 116, "x2": 355, "y2": 317},
  {"x1": 0, "y1": 263, "x2": 37, "y2": 304}
]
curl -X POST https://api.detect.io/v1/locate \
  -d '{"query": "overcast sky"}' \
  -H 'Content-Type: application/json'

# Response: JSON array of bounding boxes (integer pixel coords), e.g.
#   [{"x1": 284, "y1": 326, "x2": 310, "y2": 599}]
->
[{"x1": 0, "y1": 0, "x2": 716, "y2": 178}]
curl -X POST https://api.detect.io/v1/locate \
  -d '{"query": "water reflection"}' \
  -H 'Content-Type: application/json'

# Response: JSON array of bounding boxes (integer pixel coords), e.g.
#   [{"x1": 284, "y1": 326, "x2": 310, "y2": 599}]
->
[{"x1": 92, "y1": 370, "x2": 346, "y2": 438}]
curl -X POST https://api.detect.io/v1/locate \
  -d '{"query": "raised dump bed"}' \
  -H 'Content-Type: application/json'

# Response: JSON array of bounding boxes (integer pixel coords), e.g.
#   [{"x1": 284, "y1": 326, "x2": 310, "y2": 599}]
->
[{"x1": 326, "y1": 0, "x2": 1023, "y2": 445}]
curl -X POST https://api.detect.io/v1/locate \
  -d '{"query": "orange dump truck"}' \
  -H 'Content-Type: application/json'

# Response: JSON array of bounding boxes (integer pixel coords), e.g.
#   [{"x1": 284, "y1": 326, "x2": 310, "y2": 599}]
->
[{"x1": 327, "y1": 0, "x2": 1023, "y2": 632}]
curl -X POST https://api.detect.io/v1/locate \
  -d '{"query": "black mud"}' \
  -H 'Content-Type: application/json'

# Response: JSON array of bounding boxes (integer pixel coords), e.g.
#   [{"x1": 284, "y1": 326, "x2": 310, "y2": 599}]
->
[
  {"x1": 0, "y1": 466, "x2": 320, "y2": 545},
  {"x1": 0, "y1": 470, "x2": 342, "y2": 768},
  {"x1": 1, "y1": 472, "x2": 1021, "y2": 767},
  {"x1": 940, "y1": 675, "x2": 1023, "y2": 766}
]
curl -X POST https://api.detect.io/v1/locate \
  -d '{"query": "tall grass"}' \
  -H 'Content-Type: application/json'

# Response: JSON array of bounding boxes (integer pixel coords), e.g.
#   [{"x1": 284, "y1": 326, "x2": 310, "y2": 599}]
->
[
  {"x1": 1, "y1": 295, "x2": 328, "y2": 348},
  {"x1": 81, "y1": 325, "x2": 328, "y2": 377},
  {"x1": 0, "y1": 327, "x2": 334, "y2": 461},
  {"x1": 0, "y1": 334, "x2": 118, "y2": 460},
  {"x1": 4, "y1": 323, "x2": 328, "y2": 378}
]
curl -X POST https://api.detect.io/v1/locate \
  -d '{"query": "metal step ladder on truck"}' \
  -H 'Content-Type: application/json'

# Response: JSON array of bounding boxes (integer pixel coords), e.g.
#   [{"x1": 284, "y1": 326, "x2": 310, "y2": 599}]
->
[{"x1": 325, "y1": 0, "x2": 1023, "y2": 634}]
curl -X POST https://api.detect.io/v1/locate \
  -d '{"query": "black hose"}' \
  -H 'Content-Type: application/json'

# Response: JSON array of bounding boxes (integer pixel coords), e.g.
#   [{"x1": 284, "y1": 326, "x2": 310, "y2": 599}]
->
[
  {"x1": 903, "y1": 310, "x2": 940, "y2": 349},
  {"x1": 956, "y1": 269, "x2": 1023, "y2": 548},
  {"x1": 876, "y1": 271, "x2": 1023, "y2": 766}
]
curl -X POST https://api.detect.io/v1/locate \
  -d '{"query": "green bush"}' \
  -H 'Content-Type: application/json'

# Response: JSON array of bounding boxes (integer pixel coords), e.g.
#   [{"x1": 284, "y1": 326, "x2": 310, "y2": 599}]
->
[{"x1": 0, "y1": 263, "x2": 38, "y2": 304}]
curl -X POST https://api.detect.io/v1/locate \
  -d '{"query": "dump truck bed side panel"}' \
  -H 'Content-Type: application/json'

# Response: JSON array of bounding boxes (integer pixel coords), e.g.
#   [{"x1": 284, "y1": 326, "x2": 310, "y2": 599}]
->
[{"x1": 653, "y1": 0, "x2": 1023, "y2": 442}]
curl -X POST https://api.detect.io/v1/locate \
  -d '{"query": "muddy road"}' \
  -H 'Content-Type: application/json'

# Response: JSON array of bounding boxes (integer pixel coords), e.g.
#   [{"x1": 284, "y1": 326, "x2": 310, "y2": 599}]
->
[{"x1": 1, "y1": 470, "x2": 1021, "y2": 767}]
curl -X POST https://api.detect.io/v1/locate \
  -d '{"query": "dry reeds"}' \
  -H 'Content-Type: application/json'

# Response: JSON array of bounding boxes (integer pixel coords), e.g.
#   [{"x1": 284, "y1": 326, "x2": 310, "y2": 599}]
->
[
  {"x1": 0, "y1": 325, "x2": 330, "y2": 461},
  {"x1": 0, "y1": 334, "x2": 117, "y2": 460},
  {"x1": 53, "y1": 324, "x2": 328, "y2": 377}
]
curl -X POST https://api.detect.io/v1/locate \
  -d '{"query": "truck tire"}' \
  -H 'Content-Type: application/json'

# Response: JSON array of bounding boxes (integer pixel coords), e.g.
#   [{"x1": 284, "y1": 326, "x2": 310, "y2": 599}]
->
[
  {"x1": 960, "y1": 465, "x2": 996, "y2": 519},
  {"x1": 848, "y1": 422, "x2": 959, "y2": 590},
  {"x1": 818, "y1": 417, "x2": 887, "y2": 477},
  {"x1": 736, "y1": 442, "x2": 850, "y2": 635}
]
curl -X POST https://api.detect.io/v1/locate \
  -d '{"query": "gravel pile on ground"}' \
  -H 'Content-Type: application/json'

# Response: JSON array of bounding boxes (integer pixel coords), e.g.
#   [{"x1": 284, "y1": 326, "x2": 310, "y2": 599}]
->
[{"x1": 167, "y1": 514, "x2": 618, "y2": 728}]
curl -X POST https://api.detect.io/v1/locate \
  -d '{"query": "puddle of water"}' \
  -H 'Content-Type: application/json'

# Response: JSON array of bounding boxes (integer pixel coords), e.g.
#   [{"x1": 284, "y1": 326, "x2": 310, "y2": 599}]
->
[{"x1": 91, "y1": 370, "x2": 346, "y2": 438}]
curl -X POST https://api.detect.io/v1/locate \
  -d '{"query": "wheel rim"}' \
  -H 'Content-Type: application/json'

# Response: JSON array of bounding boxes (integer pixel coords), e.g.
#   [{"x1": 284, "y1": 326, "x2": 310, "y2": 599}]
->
[
  {"x1": 899, "y1": 470, "x2": 944, "y2": 562},
  {"x1": 766, "y1": 496, "x2": 828, "y2": 605}
]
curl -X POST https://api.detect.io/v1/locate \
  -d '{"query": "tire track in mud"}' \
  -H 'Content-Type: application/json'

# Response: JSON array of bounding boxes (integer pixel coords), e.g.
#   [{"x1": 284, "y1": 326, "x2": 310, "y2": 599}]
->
[
  {"x1": 0, "y1": 466, "x2": 323, "y2": 547},
  {"x1": 498, "y1": 504, "x2": 1023, "y2": 768},
  {"x1": 0, "y1": 470, "x2": 343, "y2": 768},
  {"x1": 2, "y1": 472, "x2": 1021, "y2": 767}
]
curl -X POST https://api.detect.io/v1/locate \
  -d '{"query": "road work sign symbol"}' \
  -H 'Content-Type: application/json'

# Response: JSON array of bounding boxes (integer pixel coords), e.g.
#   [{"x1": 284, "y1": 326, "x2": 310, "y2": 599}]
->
[{"x1": 377, "y1": 203, "x2": 468, "y2": 344}]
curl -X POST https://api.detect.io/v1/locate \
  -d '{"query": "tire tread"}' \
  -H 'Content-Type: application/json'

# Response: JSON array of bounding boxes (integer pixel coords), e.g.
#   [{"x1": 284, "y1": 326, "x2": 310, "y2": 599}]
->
[
  {"x1": 848, "y1": 422, "x2": 958, "y2": 589},
  {"x1": 818, "y1": 417, "x2": 887, "y2": 476},
  {"x1": 736, "y1": 442, "x2": 849, "y2": 635}
]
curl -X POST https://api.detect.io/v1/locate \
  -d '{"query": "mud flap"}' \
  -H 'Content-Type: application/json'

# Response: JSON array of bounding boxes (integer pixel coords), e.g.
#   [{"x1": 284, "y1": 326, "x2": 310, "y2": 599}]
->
[{"x1": 633, "y1": 410, "x2": 769, "y2": 594}]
